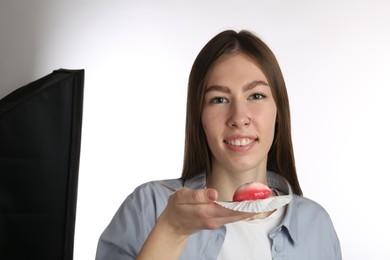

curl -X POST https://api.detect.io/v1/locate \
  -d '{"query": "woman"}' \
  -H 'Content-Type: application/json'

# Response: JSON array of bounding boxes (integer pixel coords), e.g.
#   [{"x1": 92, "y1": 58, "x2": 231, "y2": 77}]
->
[{"x1": 96, "y1": 30, "x2": 342, "y2": 260}]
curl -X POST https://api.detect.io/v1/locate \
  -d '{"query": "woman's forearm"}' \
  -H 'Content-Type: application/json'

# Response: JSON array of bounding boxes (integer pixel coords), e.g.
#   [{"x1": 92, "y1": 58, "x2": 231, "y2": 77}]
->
[{"x1": 136, "y1": 213, "x2": 189, "y2": 259}]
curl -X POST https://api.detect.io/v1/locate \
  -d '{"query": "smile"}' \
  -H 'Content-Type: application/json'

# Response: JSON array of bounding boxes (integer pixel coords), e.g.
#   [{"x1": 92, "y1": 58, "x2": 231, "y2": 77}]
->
[{"x1": 225, "y1": 138, "x2": 256, "y2": 147}]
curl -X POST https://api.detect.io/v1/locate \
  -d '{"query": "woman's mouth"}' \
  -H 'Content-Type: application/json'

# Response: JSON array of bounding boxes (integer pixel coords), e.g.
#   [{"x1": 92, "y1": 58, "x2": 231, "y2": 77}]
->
[
  {"x1": 225, "y1": 138, "x2": 255, "y2": 147},
  {"x1": 224, "y1": 137, "x2": 258, "y2": 151}
]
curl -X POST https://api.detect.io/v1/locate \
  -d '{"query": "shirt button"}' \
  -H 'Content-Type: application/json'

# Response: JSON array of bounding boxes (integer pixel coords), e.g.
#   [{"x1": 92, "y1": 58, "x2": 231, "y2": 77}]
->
[{"x1": 275, "y1": 245, "x2": 281, "y2": 252}]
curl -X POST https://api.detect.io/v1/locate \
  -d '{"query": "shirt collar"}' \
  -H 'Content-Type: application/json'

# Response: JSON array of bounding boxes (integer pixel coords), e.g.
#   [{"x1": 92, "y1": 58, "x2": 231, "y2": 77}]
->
[{"x1": 267, "y1": 171, "x2": 298, "y2": 244}]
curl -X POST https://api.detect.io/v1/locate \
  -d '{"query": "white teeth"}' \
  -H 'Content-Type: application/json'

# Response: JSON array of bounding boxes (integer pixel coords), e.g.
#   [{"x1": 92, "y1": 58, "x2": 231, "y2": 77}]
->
[{"x1": 228, "y1": 138, "x2": 253, "y2": 146}]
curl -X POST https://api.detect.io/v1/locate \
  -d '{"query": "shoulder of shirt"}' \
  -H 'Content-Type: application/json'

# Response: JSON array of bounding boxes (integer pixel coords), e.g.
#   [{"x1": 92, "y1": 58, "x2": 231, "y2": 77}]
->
[
  {"x1": 126, "y1": 173, "x2": 207, "y2": 200},
  {"x1": 291, "y1": 194, "x2": 332, "y2": 219},
  {"x1": 282, "y1": 194, "x2": 335, "y2": 244}
]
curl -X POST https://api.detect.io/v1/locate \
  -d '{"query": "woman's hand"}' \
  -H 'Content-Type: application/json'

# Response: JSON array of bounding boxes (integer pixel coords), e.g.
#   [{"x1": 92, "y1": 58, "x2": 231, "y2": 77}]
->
[
  {"x1": 161, "y1": 187, "x2": 254, "y2": 235},
  {"x1": 137, "y1": 188, "x2": 255, "y2": 259}
]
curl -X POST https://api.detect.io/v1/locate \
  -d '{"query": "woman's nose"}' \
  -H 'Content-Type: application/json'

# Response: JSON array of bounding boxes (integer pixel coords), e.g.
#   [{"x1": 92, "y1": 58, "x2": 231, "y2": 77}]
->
[{"x1": 227, "y1": 104, "x2": 251, "y2": 128}]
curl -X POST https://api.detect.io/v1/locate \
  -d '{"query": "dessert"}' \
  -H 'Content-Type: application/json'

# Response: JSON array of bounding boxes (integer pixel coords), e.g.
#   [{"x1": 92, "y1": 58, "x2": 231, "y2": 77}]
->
[{"x1": 232, "y1": 182, "x2": 272, "y2": 202}]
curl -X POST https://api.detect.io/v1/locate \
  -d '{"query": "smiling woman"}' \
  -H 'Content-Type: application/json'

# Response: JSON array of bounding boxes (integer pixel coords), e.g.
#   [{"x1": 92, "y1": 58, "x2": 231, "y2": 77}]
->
[
  {"x1": 95, "y1": 30, "x2": 342, "y2": 260},
  {"x1": 201, "y1": 53, "x2": 277, "y2": 187}
]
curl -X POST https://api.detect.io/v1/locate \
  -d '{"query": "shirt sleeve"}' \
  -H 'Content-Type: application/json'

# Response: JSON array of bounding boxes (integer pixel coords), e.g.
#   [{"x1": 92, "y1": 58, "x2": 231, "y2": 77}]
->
[
  {"x1": 95, "y1": 194, "x2": 146, "y2": 260},
  {"x1": 330, "y1": 215, "x2": 342, "y2": 260},
  {"x1": 95, "y1": 181, "x2": 173, "y2": 260}
]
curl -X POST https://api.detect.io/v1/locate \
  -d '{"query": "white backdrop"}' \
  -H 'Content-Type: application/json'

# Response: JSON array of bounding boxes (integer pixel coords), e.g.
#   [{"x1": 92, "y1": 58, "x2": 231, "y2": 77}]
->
[{"x1": 1, "y1": 1, "x2": 390, "y2": 259}]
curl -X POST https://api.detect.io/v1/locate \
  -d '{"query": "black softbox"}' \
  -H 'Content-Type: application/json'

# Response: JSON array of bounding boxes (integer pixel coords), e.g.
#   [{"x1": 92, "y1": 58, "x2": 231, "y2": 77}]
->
[{"x1": 0, "y1": 69, "x2": 84, "y2": 260}]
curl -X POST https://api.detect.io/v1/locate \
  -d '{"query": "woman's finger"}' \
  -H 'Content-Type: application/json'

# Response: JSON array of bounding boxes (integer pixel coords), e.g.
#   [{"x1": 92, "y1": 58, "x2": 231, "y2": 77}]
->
[{"x1": 173, "y1": 188, "x2": 218, "y2": 205}]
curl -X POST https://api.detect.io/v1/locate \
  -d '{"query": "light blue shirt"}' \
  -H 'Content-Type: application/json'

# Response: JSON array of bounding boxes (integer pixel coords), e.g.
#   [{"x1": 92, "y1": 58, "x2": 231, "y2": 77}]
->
[{"x1": 96, "y1": 172, "x2": 342, "y2": 259}]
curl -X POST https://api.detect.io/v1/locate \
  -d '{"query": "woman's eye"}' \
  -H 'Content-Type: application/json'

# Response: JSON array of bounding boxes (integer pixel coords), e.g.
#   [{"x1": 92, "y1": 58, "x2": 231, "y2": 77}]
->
[
  {"x1": 249, "y1": 93, "x2": 265, "y2": 100},
  {"x1": 210, "y1": 97, "x2": 228, "y2": 104}
]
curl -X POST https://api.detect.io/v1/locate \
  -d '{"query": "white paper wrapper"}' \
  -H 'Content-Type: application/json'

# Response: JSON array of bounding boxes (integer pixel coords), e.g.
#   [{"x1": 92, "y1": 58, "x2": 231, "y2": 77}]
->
[{"x1": 214, "y1": 194, "x2": 292, "y2": 213}]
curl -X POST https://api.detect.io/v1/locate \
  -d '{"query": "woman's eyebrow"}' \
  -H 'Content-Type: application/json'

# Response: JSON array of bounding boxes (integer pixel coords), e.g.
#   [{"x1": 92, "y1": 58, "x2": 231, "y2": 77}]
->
[
  {"x1": 204, "y1": 85, "x2": 230, "y2": 94},
  {"x1": 205, "y1": 80, "x2": 269, "y2": 94},
  {"x1": 243, "y1": 80, "x2": 269, "y2": 91}
]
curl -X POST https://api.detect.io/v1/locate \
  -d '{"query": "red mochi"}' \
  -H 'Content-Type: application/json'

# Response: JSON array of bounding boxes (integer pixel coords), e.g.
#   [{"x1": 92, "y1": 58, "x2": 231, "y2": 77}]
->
[{"x1": 232, "y1": 182, "x2": 272, "y2": 202}]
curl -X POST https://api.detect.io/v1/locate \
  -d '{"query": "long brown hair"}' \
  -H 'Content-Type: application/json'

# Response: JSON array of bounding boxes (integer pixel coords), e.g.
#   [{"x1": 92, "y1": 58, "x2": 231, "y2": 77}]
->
[{"x1": 181, "y1": 30, "x2": 302, "y2": 195}]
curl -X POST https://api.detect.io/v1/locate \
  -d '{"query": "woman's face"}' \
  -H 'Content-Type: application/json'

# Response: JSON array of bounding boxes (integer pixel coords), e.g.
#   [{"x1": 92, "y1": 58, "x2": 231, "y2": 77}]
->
[{"x1": 201, "y1": 52, "x2": 277, "y2": 175}]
